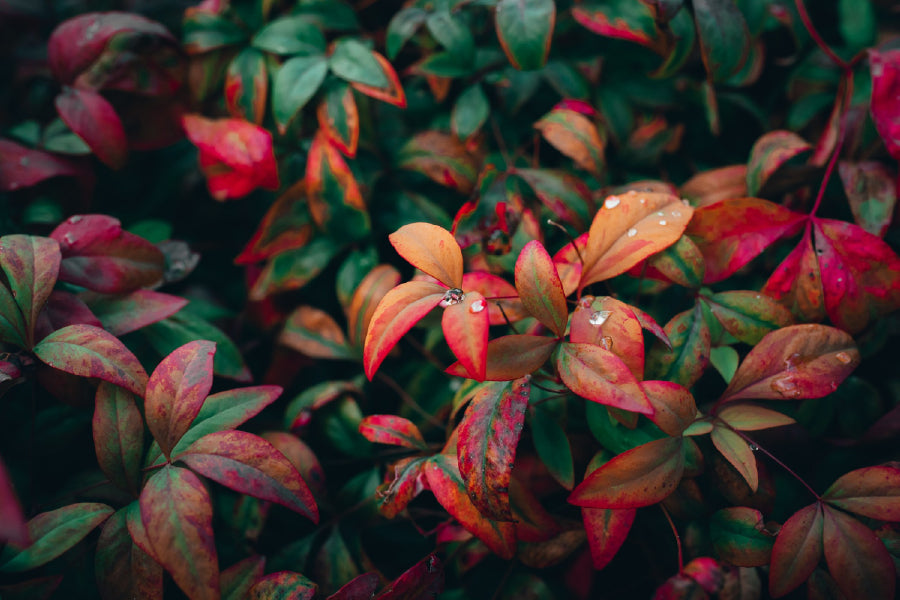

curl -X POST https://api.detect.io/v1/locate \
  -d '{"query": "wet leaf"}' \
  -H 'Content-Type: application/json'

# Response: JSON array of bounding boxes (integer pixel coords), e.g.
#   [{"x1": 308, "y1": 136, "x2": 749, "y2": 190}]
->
[
  {"x1": 515, "y1": 240, "x2": 568, "y2": 338},
  {"x1": 359, "y1": 415, "x2": 427, "y2": 450},
  {"x1": 534, "y1": 108, "x2": 604, "y2": 175},
  {"x1": 378, "y1": 457, "x2": 428, "y2": 519},
  {"x1": 721, "y1": 324, "x2": 859, "y2": 403},
  {"x1": 556, "y1": 342, "x2": 653, "y2": 414},
  {"x1": 457, "y1": 378, "x2": 530, "y2": 520},
  {"x1": 822, "y1": 465, "x2": 900, "y2": 521},
  {"x1": 709, "y1": 507, "x2": 774, "y2": 567},
  {"x1": 33, "y1": 324, "x2": 148, "y2": 395},
  {"x1": 279, "y1": 305, "x2": 354, "y2": 360},
  {"x1": 442, "y1": 291, "x2": 490, "y2": 380},
  {"x1": 0, "y1": 235, "x2": 60, "y2": 348},
  {"x1": 495, "y1": 0, "x2": 555, "y2": 71},
  {"x1": 93, "y1": 382, "x2": 144, "y2": 495},
  {"x1": 570, "y1": 295, "x2": 645, "y2": 379},
  {"x1": 179, "y1": 430, "x2": 318, "y2": 521},
  {"x1": 822, "y1": 505, "x2": 895, "y2": 600}
]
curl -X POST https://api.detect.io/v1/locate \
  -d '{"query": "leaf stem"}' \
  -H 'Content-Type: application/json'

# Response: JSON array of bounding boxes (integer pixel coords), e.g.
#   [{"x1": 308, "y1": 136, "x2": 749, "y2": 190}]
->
[
  {"x1": 731, "y1": 428, "x2": 822, "y2": 501},
  {"x1": 660, "y1": 504, "x2": 683, "y2": 573},
  {"x1": 809, "y1": 73, "x2": 853, "y2": 217},
  {"x1": 793, "y1": 0, "x2": 848, "y2": 69},
  {"x1": 546, "y1": 219, "x2": 585, "y2": 268}
]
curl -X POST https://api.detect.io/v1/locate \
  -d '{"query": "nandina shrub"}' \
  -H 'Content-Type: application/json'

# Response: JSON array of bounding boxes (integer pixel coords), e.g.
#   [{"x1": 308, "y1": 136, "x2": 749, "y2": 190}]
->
[{"x1": 1, "y1": 0, "x2": 900, "y2": 598}]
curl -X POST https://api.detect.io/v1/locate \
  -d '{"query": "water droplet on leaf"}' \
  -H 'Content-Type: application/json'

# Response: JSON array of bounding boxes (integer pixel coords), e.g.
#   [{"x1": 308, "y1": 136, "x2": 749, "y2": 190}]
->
[
  {"x1": 770, "y1": 376, "x2": 800, "y2": 398},
  {"x1": 672, "y1": 210, "x2": 682, "y2": 217},
  {"x1": 589, "y1": 310, "x2": 611, "y2": 326},
  {"x1": 600, "y1": 336, "x2": 614, "y2": 350},
  {"x1": 835, "y1": 351, "x2": 852, "y2": 364},
  {"x1": 68, "y1": 215, "x2": 82, "y2": 224},
  {"x1": 627, "y1": 227, "x2": 638, "y2": 237},
  {"x1": 659, "y1": 220, "x2": 667, "y2": 226},
  {"x1": 604, "y1": 196, "x2": 621, "y2": 209},
  {"x1": 469, "y1": 298, "x2": 486, "y2": 313},
  {"x1": 440, "y1": 288, "x2": 465, "y2": 307},
  {"x1": 62, "y1": 233, "x2": 74, "y2": 245}
]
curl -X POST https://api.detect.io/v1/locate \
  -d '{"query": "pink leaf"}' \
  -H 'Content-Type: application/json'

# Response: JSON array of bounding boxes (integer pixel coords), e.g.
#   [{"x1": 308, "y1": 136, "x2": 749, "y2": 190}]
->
[{"x1": 55, "y1": 87, "x2": 128, "y2": 169}]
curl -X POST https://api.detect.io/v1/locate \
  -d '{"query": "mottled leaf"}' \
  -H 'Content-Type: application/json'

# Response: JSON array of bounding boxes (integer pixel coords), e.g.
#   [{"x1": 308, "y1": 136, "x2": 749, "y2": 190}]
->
[
  {"x1": 327, "y1": 572, "x2": 379, "y2": 600},
  {"x1": 534, "y1": 108, "x2": 604, "y2": 175},
  {"x1": 0, "y1": 139, "x2": 86, "y2": 192},
  {"x1": 556, "y1": 342, "x2": 653, "y2": 415},
  {"x1": 838, "y1": 161, "x2": 896, "y2": 237},
  {"x1": 95, "y1": 508, "x2": 163, "y2": 600},
  {"x1": 85, "y1": 289, "x2": 187, "y2": 336},
  {"x1": 279, "y1": 305, "x2": 354, "y2": 360},
  {"x1": 645, "y1": 303, "x2": 711, "y2": 389},
  {"x1": 570, "y1": 295, "x2": 644, "y2": 379},
  {"x1": 822, "y1": 505, "x2": 895, "y2": 600},
  {"x1": 702, "y1": 291, "x2": 793, "y2": 345},
  {"x1": 317, "y1": 83, "x2": 358, "y2": 157},
  {"x1": 516, "y1": 168, "x2": 592, "y2": 230},
  {"x1": 359, "y1": 415, "x2": 427, "y2": 450},
  {"x1": 248, "y1": 571, "x2": 316, "y2": 599},
  {"x1": 221, "y1": 555, "x2": 266, "y2": 600},
  {"x1": 768, "y1": 503, "x2": 823, "y2": 598},
  {"x1": 822, "y1": 466, "x2": 900, "y2": 521},
  {"x1": 514, "y1": 240, "x2": 568, "y2": 338},
  {"x1": 93, "y1": 382, "x2": 144, "y2": 495},
  {"x1": 711, "y1": 425, "x2": 757, "y2": 492},
  {"x1": 0, "y1": 235, "x2": 61, "y2": 347},
  {"x1": 643, "y1": 380, "x2": 697, "y2": 437},
  {"x1": 709, "y1": 507, "x2": 774, "y2": 567},
  {"x1": 745, "y1": 131, "x2": 812, "y2": 197}
]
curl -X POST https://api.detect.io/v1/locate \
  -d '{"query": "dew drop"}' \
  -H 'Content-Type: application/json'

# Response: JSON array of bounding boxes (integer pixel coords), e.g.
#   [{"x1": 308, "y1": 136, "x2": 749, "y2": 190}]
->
[
  {"x1": 640, "y1": 198, "x2": 646, "y2": 204},
  {"x1": 672, "y1": 210, "x2": 682, "y2": 217},
  {"x1": 589, "y1": 310, "x2": 611, "y2": 326},
  {"x1": 469, "y1": 298, "x2": 486, "y2": 313},
  {"x1": 783, "y1": 352, "x2": 802, "y2": 371},
  {"x1": 579, "y1": 297, "x2": 593, "y2": 309},
  {"x1": 9, "y1": 182, "x2": 19, "y2": 190},
  {"x1": 62, "y1": 233, "x2": 75, "y2": 245},
  {"x1": 627, "y1": 227, "x2": 638, "y2": 237},
  {"x1": 600, "y1": 336, "x2": 614, "y2": 351},
  {"x1": 837, "y1": 277, "x2": 843, "y2": 283},
  {"x1": 835, "y1": 351, "x2": 852, "y2": 364},
  {"x1": 659, "y1": 220, "x2": 667, "y2": 226},
  {"x1": 440, "y1": 288, "x2": 465, "y2": 307},
  {"x1": 605, "y1": 196, "x2": 621, "y2": 209},
  {"x1": 628, "y1": 190, "x2": 637, "y2": 195},
  {"x1": 770, "y1": 376, "x2": 800, "y2": 398},
  {"x1": 749, "y1": 443, "x2": 759, "y2": 452},
  {"x1": 682, "y1": 199, "x2": 691, "y2": 206},
  {"x1": 19, "y1": 157, "x2": 29, "y2": 167},
  {"x1": 657, "y1": 211, "x2": 665, "y2": 216},
  {"x1": 68, "y1": 215, "x2": 82, "y2": 224}
]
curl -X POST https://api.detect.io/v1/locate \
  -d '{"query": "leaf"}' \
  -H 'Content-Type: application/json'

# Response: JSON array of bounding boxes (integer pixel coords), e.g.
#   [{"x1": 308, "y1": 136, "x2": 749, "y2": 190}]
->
[
  {"x1": 95, "y1": 508, "x2": 163, "y2": 600},
  {"x1": 570, "y1": 295, "x2": 645, "y2": 380},
  {"x1": 85, "y1": 289, "x2": 188, "y2": 336},
  {"x1": 721, "y1": 324, "x2": 859, "y2": 402},
  {"x1": 346, "y1": 265, "x2": 401, "y2": 348},
  {"x1": 305, "y1": 131, "x2": 368, "y2": 239},
  {"x1": 441, "y1": 290, "x2": 490, "y2": 380},
  {"x1": 55, "y1": 87, "x2": 127, "y2": 169},
  {"x1": 692, "y1": 0, "x2": 751, "y2": 82},
  {"x1": 516, "y1": 168, "x2": 592, "y2": 231},
  {"x1": 643, "y1": 380, "x2": 697, "y2": 437},
  {"x1": 183, "y1": 13, "x2": 246, "y2": 54},
  {"x1": 386, "y1": 7, "x2": 427, "y2": 59},
  {"x1": 364, "y1": 280, "x2": 446, "y2": 379},
  {"x1": 397, "y1": 131, "x2": 478, "y2": 194},
  {"x1": 711, "y1": 425, "x2": 758, "y2": 492},
  {"x1": 582, "y1": 507, "x2": 636, "y2": 569},
  {"x1": 869, "y1": 49, "x2": 900, "y2": 162},
  {"x1": 716, "y1": 404, "x2": 795, "y2": 431},
  {"x1": 272, "y1": 56, "x2": 329, "y2": 134},
  {"x1": 685, "y1": 197, "x2": 806, "y2": 284},
  {"x1": 235, "y1": 181, "x2": 313, "y2": 265},
  {"x1": 461, "y1": 271, "x2": 528, "y2": 326},
  {"x1": 225, "y1": 48, "x2": 268, "y2": 125},
  {"x1": 51, "y1": 214, "x2": 166, "y2": 293},
  {"x1": 329, "y1": 38, "x2": 388, "y2": 88},
  {"x1": 0, "y1": 457, "x2": 28, "y2": 546},
  {"x1": 279, "y1": 305, "x2": 354, "y2": 360},
  {"x1": 530, "y1": 405, "x2": 574, "y2": 490},
  {"x1": 514, "y1": 240, "x2": 568, "y2": 338},
  {"x1": 702, "y1": 291, "x2": 793, "y2": 345},
  {"x1": 317, "y1": 83, "x2": 358, "y2": 157},
  {"x1": 390, "y1": 223, "x2": 463, "y2": 289},
  {"x1": 556, "y1": 342, "x2": 653, "y2": 415},
  {"x1": 822, "y1": 465, "x2": 900, "y2": 521},
  {"x1": 248, "y1": 572, "x2": 316, "y2": 599},
  {"x1": 572, "y1": 0, "x2": 664, "y2": 52},
  {"x1": 768, "y1": 503, "x2": 823, "y2": 598},
  {"x1": 457, "y1": 378, "x2": 530, "y2": 521},
  {"x1": 349, "y1": 52, "x2": 407, "y2": 108},
  {"x1": 645, "y1": 303, "x2": 711, "y2": 389},
  {"x1": 709, "y1": 507, "x2": 774, "y2": 567},
  {"x1": 182, "y1": 114, "x2": 279, "y2": 201},
  {"x1": 252, "y1": 16, "x2": 325, "y2": 55},
  {"x1": 495, "y1": 0, "x2": 555, "y2": 71},
  {"x1": 172, "y1": 385, "x2": 283, "y2": 457},
  {"x1": 221, "y1": 556, "x2": 266, "y2": 600},
  {"x1": 0, "y1": 235, "x2": 60, "y2": 348},
  {"x1": 822, "y1": 505, "x2": 895, "y2": 600},
  {"x1": 646, "y1": 235, "x2": 705, "y2": 288},
  {"x1": 0, "y1": 139, "x2": 86, "y2": 192},
  {"x1": 378, "y1": 457, "x2": 428, "y2": 518},
  {"x1": 568, "y1": 437, "x2": 685, "y2": 509},
  {"x1": 534, "y1": 108, "x2": 604, "y2": 175},
  {"x1": 262, "y1": 432, "x2": 326, "y2": 499},
  {"x1": 745, "y1": 131, "x2": 813, "y2": 197},
  {"x1": 145, "y1": 340, "x2": 215, "y2": 459},
  {"x1": 359, "y1": 415, "x2": 427, "y2": 450},
  {"x1": 33, "y1": 324, "x2": 148, "y2": 395},
  {"x1": 424, "y1": 454, "x2": 516, "y2": 559},
  {"x1": 93, "y1": 382, "x2": 144, "y2": 495},
  {"x1": 327, "y1": 572, "x2": 379, "y2": 600},
  {"x1": 838, "y1": 161, "x2": 896, "y2": 237},
  {"x1": 581, "y1": 192, "x2": 694, "y2": 288},
  {"x1": 761, "y1": 228, "x2": 826, "y2": 323},
  {"x1": 448, "y1": 334, "x2": 557, "y2": 381},
  {"x1": 179, "y1": 430, "x2": 318, "y2": 521},
  {"x1": 248, "y1": 236, "x2": 341, "y2": 301},
  {"x1": 140, "y1": 466, "x2": 218, "y2": 600},
  {"x1": 374, "y1": 554, "x2": 443, "y2": 600},
  {"x1": 680, "y1": 164, "x2": 748, "y2": 208},
  {"x1": 0, "y1": 502, "x2": 113, "y2": 573}
]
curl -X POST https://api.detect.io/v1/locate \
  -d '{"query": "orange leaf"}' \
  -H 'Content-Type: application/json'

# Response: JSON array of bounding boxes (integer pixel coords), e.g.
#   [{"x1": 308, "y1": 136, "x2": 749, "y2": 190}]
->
[
  {"x1": 305, "y1": 131, "x2": 366, "y2": 233},
  {"x1": 710, "y1": 425, "x2": 758, "y2": 492},
  {"x1": 389, "y1": 223, "x2": 463, "y2": 288},
  {"x1": 446, "y1": 334, "x2": 557, "y2": 381},
  {"x1": 642, "y1": 380, "x2": 697, "y2": 437},
  {"x1": 582, "y1": 507, "x2": 635, "y2": 569},
  {"x1": 556, "y1": 342, "x2": 653, "y2": 415},
  {"x1": 514, "y1": 240, "x2": 568, "y2": 338},
  {"x1": 570, "y1": 295, "x2": 644, "y2": 379},
  {"x1": 346, "y1": 265, "x2": 402, "y2": 348},
  {"x1": 534, "y1": 108, "x2": 604, "y2": 175},
  {"x1": 316, "y1": 84, "x2": 359, "y2": 158},
  {"x1": 822, "y1": 465, "x2": 900, "y2": 521}
]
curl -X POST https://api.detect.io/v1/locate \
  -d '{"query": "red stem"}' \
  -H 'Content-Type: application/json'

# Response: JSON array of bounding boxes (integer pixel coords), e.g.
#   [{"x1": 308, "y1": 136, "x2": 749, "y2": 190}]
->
[
  {"x1": 793, "y1": 0, "x2": 848, "y2": 69},
  {"x1": 732, "y1": 428, "x2": 822, "y2": 501},
  {"x1": 660, "y1": 504, "x2": 683, "y2": 573},
  {"x1": 809, "y1": 73, "x2": 853, "y2": 217}
]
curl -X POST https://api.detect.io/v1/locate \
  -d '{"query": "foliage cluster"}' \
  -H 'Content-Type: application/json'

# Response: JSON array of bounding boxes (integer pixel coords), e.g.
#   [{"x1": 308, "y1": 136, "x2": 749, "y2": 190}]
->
[{"x1": 1, "y1": 0, "x2": 900, "y2": 598}]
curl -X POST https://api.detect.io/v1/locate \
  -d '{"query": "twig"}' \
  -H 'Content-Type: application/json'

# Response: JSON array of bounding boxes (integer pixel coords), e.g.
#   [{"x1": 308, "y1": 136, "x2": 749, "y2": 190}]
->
[{"x1": 660, "y1": 504, "x2": 684, "y2": 574}]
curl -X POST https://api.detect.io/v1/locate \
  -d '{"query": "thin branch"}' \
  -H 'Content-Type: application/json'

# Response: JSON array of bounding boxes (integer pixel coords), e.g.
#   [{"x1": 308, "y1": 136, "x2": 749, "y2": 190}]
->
[
  {"x1": 546, "y1": 219, "x2": 585, "y2": 268},
  {"x1": 732, "y1": 428, "x2": 822, "y2": 501},
  {"x1": 660, "y1": 504, "x2": 684, "y2": 574},
  {"x1": 793, "y1": 0, "x2": 848, "y2": 69}
]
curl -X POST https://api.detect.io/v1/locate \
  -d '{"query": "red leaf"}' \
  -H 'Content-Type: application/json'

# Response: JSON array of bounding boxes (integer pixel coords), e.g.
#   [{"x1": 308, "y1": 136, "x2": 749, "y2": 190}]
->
[
  {"x1": 305, "y1": 130, "x2": 367, "y2": 234},
  {"x1": 32, "y1": 324, "x2": 149, "y2": 396},
  {"x1": 822, "y1": 505, "x2": 895, "y2": 600},
  {"x1": 442, "y1": 290, "x2": 490, "y2": 380},
  {"x1": 390, "y1": 223, "x2": 463, "y2": 289},
  {"x1": 0, "y1": 457, "x2": 28, "y2": 546},
  {"x1": 262, "y1": 431, "x2": 326, "y2": 499},
  {"x1": 350, "y1": 51, "x2": 407, "y2": 108},
  {"x1": 377, "y1": 457, "x2": 428, "y2": 518},
  {"x1": 347, "y1": 265, "x2": 402, "y2": 347},
  {"x1": 581, "y1": 192, "x2": 694, "y2": 288},
  {"x1": 720, "y1": 324, "x2": 859, "y2": 402},
  {"x1": 48, "y1": 12, "x2": 174, "y2": 84},
  {"x1": 509, "y1": 475, "x2": 560, "y2": 542},
  {"x1": 359, "y1": 415, "x2": 427, "y2": 450},
  {"x1": 51, "y1": 214, "x2": 166, "y2": 293},
  {"x1": 95, "y1": 508, "x2": 163, "y2": 600},
  {"x1": 838, "y1": 160, "x2": 896, "y2": 237},
  {"x1": 140, "y1": 465, "x2": 219, "y2": 600},
  {"x1": 0, "y1": 235, "x2": 61, "y2": 348},
  {"x1": 570, "y1": 295, "x2": 644, "y2": 379},
  {"x1": 870, "y1": 49, "x2": 900, "y2": 162},
  {"x1": 822, "y1": 465, "x2": 900, "y2": 521},
  {"x1": 248, "y1": 571, "x2": 316, "y2": 599},
  {"x1": 534, "y1": 108, "x2": 604, "y2": 175},
  {"x1": 556, "y1": 342, "x2": 653, "y2": 415},
  {"x1": 93, "y1": 382, "x2": 144, "y2": 495},
  {"x1": 278, "y1": 306, "x2": 353, "y2": 360},
  {"x1": 85, "y1": 289, "x2": 188, "y2": 336},
  {"x1": 572, "y1": 2, "x2": 663, "y2": 51},
  {"x1": 710, "y1": 425, "x2": 758, "y2": 492},
  {"x1": 374, "y1": 554, "x2": 442, "y2": 600},
  {"x1": 761, "y1": 227, "x2": 825, "y2": 323},
  {"x1": 55, "y1": 87, "x2": 128, "y2": 169},
  {"x1": 568, "y1": 437, "x2": 685, "y2": 509},
  {"x1": 145, "y1": 340, "x2": 215, "y2": 459},
  {"x1": 686, "y1": 198, "x2": 806, "y2": 284},
  {"x1": 768, "y1": 503, "x2": 823, "y2": 598},
  {"x1": 363, "y1": 281, "x2": 446, "y2": 379},
  {"x1": 643, "y1": 380, "x2": 698, "y2": 437},
  {"x1": 397, "y1": 131, "x2": 478, "y2": 194},
  {"x1": 178, "y1": 430, "x2": 318, "y2": 522},
  {"x1": 182, "y1": 114, "x2": 279, "y2": 201},
  {"x1": 457, "y1": 378, "x2": 530, "y2": 521},
  {"x1": 461, "y1": 271, "x2": 527, "y2": 326},
  {"x1": 745, "y1": 131, "x2": 812, "y2": 196},
  {"x1": 37, "y1": 290, "x2": 101, "y2": 339},
  {"x1": 447, "y1": 334, "x2": 556, "y2": 381},
  {"x1": 220, "y1": 555, "x2": 266, "y2": 600},
  {"x1": 582, "y1": 507, "x2": 636, "y2": 569},
  {"x1": 515, "y1": 240, "x2": 568, "y2": 338},
  {"x1": 327, "y1": 572, "x2": 379, "y2": 600},
  {"x1": 812, "y1": 217, "x2": 900, "y2": 334},
  {"x1": 424, "y1": 454, "x2": 516, "y2": 559},
  {"x1": 0, "y1": 139, "x2": 86, "y2": 192}
]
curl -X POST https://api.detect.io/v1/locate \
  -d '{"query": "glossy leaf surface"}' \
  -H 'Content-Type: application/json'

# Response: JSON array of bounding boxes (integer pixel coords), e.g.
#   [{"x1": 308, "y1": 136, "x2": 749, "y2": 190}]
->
[
  {"x1": 534, "y1": 107, "x2": 604, "y2": 175},
  {"x1": 556, "y1": 342, "x2": 653, "y2": 414},
  {"x1": 441, "y1": 290, "x2": 490, "y2": 380},
  {"x1": 389, "y1": 223, "x2": 463, "y2": 289}
]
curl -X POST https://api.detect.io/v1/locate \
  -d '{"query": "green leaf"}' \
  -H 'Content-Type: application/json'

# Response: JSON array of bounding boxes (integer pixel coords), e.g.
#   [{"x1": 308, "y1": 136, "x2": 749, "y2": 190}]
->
[
  {"x1": 249, "y1": 234, "x2": 342, "y2": 302},
  {"x1": 692, "y1": 0, "x2": 751, "y2": 82},
  {"x1": 425, "y1": 10, "x2": 475, "y2": 64},
  {"x1": 183, "y1": 13, "x2": 247, "y2": 53},
  {"x1": 646, "y1": 302, "x2": 711, "y2": 389},
  {"x1": 452, "y1": 84, "x2": 490, "y2": 141},
  {"x1": 0, "y1": 282, "x2": 26, "y2": 348},
  {"x1": 838, "y1": 0, "x2": 875, "y2": 51},
  {"x1": 329, "y1": 39, "x2": 389, "y2": 88},
  {"x1": 530, "y1": 406, "x2": 574, "y2": 490},
  {"x1": 252, "y1": 16, "x2": 326, "y2": 55},
  {"x1": 710, "y1": 425, "x2": 758, "y2": 492},
  {"x1": 272, "y1": 56, "x2": 329, "y2": 134},
  {"x1": 710, "y1": 346, "x2": 739, "y2": 383},
  {"x1": 703, "y1": 291, "x2": 793, "y2": 345},
  {"x1": 0, "y1": 235, "x2": 61, "y2": 348},
  {"x1": 93, "y1": 382, "x2": 144, "y2": 495},
  {"x1": 386, "y1": 7, "x2": 427, "y2": 59},
  {"x1": 709, "y1": 507, "x2": 774, "y2": 567},
  {"x1": 495, "y1": 0, "x2": 556, "y2": 71},
  {"x1": 0, "y1": 503, "x2": 113, "y2": 572}
]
